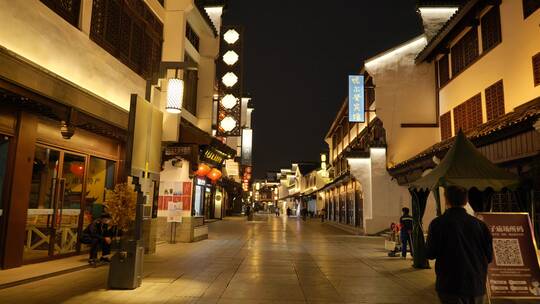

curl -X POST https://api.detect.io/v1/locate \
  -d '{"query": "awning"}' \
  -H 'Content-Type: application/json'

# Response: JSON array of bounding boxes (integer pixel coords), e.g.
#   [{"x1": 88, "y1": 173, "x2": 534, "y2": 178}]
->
[
  {"x1": 177, "y1": 120, "x2": 236, "y2": 168},
  {"x1": 409, "y1": 130, "x2": 519, "y2": 192}
]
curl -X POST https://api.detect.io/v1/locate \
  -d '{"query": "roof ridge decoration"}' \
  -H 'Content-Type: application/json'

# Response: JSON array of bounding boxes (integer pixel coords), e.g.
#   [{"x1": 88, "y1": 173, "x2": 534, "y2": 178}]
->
[
  {"x1": 415, "y1": 0, "x2": 482, "y2": 63},
  {"x1": 194, "y1": 0, "x2": 221, "y2": 37},
  {"x1": 417, "y1": 0, "x2": 469, "y2": 7}
]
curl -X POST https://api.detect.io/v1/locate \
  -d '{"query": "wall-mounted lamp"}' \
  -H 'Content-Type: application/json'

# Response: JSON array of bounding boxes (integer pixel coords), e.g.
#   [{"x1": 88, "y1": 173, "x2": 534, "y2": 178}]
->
[{"x1": 166, "y1": 78, "x2": 184, "y2": 114}]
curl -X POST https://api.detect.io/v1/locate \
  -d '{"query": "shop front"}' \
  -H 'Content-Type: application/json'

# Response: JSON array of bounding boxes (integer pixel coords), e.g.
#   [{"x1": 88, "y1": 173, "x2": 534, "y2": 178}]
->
[
  {"x1": 321, "y1": 175, "x2": 364, "y2": 231},
  {"x1": 0, "y1": 89, "x2": 126, "y2": 269}
]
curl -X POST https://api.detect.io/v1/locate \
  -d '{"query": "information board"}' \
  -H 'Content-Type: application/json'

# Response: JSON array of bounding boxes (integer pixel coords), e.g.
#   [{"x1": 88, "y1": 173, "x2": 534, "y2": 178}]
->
[
  {"x1": 167, "y1": 202, "x2": 183, "y2": 223},
  {"x1": 476, "y1": 213, "x2": 540, "y2": 300}
]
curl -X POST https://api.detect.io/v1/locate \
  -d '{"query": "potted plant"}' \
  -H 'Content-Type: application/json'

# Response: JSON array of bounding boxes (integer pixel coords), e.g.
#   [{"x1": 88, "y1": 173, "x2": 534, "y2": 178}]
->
[
  {"x1": 103, "y1": 182, "x2": 137, "y2": 249},
  {"x1": 104, "y1": 182, "x2": 144, "y2": 289}
]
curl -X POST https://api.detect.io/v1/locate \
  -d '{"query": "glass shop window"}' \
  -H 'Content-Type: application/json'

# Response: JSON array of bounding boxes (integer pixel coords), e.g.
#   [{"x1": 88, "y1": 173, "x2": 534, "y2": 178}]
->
[{"x1": 84, "y1": 157, "x2": 116, "y2": 227}]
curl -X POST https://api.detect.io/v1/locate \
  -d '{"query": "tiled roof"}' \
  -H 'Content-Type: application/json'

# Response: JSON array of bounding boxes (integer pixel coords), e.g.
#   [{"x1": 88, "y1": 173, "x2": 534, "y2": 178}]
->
[
  {"x1": 416, "y1": 0, "x2": 481, "y2": 63},
  {"x1": 417, "y1": 0, "x2": 469, "y2": 7},
  {"x1": 389, "y1": 98, "x2": 540, "y2": 172},
  {"x1": 195, "y1": 0, "x2": 222, "y2": 37}
]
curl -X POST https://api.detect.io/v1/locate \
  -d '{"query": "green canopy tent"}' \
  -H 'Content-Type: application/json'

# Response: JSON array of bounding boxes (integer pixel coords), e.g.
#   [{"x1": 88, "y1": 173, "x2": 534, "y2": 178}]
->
[{"x1": 407, "y1": 130, "x2": 520, "y2": 269}]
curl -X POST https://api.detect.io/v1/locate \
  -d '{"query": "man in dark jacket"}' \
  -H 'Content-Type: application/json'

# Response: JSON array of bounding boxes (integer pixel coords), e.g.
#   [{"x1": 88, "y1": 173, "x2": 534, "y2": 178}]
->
[
  {"x1": 426, "y1": 186, "x2": 493, "y2": 304},
  {"x1": 81, "y1": 214, "x2": 113, "y2": 264},
  {"x1": 400, "y1": 207, "x2": 414, "y2": 259}
]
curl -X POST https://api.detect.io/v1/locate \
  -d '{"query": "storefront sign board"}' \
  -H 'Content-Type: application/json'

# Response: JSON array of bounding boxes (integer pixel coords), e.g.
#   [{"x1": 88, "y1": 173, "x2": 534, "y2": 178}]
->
[{"x1": 349, "y1": 75, "x2": 365, "y2": 123}]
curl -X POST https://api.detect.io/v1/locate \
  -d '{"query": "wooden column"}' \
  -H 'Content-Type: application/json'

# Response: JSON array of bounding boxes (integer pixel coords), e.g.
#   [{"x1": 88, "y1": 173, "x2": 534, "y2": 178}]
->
[{"x1": 2, "y1": 112, "x2": 37, "y2": 269}]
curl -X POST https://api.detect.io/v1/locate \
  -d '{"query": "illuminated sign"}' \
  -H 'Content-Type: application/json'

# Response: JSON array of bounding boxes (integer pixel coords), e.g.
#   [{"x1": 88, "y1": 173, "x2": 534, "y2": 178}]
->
[
  {"x1": 241, "y1": 129, "x2": 253, "y2": 165},
  {"x1": 349, "y1": 75, "x2": 365, "y2": 122},
  {"x1": 217, "y1": 26, "x2": 244, "y2": 137},
  {"x1": 200, "y1": 146, "x2": 229, "y2": 167}
]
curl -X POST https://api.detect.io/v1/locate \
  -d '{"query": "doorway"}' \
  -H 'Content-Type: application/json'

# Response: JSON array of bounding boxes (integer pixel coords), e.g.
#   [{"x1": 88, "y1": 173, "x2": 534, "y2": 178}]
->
[{"x1": 23, "y1": 146, "x2": 87, "y2": 262}]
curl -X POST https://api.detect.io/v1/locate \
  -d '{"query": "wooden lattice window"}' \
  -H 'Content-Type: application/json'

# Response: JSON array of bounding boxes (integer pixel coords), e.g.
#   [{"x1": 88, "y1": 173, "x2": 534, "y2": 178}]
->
[
  {"x1": 186, "y1": 22, "x2": 200, "y2": 51},
  {"x1": 40, "y1": 0, "x2": 81, "y2": 27},
  {"x1": 481, "y1": 5, "x2": 502, "y2": 52},
  {"x1": 534, "y1": 52, "x2": 540, "y2": 86},
  {"x1": 183, "y1": 69, "x2": 198, "y2": 115},
  {"x1": 438, "y1": 54, "x2": 450, "y2": 87},
  {"x1": 453, "y1": 93, "x2": 482, "y2": 133},
  {"x1": 90, "y1": 0, "x2": 163, "y2": 80},
  {"x1": 440, "y1": 111, "x2": 452, "y2": 140},
  {"x1": 366, "y1": 77, "x2": 375, "y2": 107},
  {"x1": 523, "y1": 0, "x2": 540, "y2": 19},
  {"x1": 451, "y1": 28, "x2": 479, "y2": 76},
  {"x1": 485, "y1": 80, "x2": 505, "y2": 121}
]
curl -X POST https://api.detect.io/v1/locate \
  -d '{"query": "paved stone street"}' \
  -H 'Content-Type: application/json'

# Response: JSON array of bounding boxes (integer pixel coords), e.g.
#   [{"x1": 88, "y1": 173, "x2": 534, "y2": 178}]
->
[{"x1": 0, "y1": 215, "x2": 516, "y2": 304}]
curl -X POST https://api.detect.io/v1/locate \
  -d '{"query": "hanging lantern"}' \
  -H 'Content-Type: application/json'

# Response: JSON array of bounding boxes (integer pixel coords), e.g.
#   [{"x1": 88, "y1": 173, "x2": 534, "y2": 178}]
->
[
  {"x1": 69, "y1": 163, "x2": 85, "y2": 176},
  {"x1": 223, "y1": 29, "x2": 240, "y2": 44},
  {"x1": 207, "y1": 168, "x2": 222, "y2": 182},
  {"x1": 220, "y1": 116, "x2": 237, "y2": 132},
  {"x1": 220, "y1": 94, "x2": 238, "y2": 109},
  {"x1": 195, "y1": 163, "x2": 211, "y2": 177},
  {"x1": 166, "y1": 78, "x2": 184, "y2": 114},
  {"x1": 222, "y1": 51, "x2": 239, "y2": 66},
  {"x1": 221, "y1": 72, "x2": 238, "y2": 87}
]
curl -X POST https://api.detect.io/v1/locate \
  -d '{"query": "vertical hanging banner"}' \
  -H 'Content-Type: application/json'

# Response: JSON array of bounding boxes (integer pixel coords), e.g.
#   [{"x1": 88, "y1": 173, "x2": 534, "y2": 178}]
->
[
  {"x1": 476, "y1": 213, "x2": 540, "y2": 300},
  {"x1": 349, "y1": 75, "x2": 365, "y2": 122}
]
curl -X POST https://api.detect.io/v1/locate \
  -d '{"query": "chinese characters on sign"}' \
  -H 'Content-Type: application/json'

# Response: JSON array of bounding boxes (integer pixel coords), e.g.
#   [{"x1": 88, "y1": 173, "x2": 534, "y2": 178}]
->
[
  {"x1": 476, "y1": 213, "x2": 540, "y2": 300},
  {"x1": 349, "y1": 75, "x2": 365, "y2": 122}
]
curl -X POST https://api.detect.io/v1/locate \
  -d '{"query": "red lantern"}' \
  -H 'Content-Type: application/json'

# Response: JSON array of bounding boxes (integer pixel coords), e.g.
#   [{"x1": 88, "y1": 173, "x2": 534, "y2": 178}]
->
[
  {"x1": 195, "y1": 163, "x2": 211, "y2": 177},
  {"x1": 207, "y1": 168, "x2": 222, "y2": 182},
  {"x1": 69, "y1": 163, "x2": 85, "y2": 176}
]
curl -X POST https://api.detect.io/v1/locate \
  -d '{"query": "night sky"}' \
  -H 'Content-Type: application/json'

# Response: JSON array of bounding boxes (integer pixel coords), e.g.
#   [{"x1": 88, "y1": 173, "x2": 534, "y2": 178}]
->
[{"x1": 222, "y1": 0, "x2": 423, "y2": 178}]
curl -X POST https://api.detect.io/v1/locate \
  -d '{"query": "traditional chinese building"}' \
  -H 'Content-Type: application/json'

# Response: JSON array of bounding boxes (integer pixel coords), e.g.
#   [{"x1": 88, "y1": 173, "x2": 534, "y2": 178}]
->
[
  {"x1": 388, "y1": 0, "x2": 540, "y2": 238},
  {"x1": 318, "y1": 0, "x2": 462, "y2": 234}
]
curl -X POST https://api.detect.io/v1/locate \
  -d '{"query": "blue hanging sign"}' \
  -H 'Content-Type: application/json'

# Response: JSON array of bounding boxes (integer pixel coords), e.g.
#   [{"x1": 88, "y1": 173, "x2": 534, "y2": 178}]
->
[{"x1": 349, "y1": 75, "x2": 365, "y2": 122}]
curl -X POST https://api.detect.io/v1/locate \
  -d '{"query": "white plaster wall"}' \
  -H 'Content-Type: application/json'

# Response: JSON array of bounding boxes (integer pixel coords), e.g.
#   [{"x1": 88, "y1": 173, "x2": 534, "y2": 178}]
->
[
  {"x1": 365, "y1": 36, "x2": 440, "y2": 166},
  {"x1": 0, "y1": 0, "x2": 146, "y2": 111},
  {"x1": 348, "y1": 158, "x2": 373, "y2": 227},
  {"x1": 197, "y1": 56, "x2": 217, "y2": 133},
  {"x1": 161, "y1": 160, "x2": 191, "y2": 182},
  {"x1": 367, "y1": 148, "x2": 403, "y2": 234},
  {"x1": 439, "y1": 2, "x2": 540, "y2": 122}
]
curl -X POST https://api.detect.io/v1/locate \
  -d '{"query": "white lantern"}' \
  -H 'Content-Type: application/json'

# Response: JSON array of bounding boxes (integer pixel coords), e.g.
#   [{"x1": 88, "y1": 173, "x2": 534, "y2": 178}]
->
[
  {"x1": 221, "y1": 94, "x2": 238, "y2": 109},
  {"x1": 222, "y1": 72, "x2": 238, "y2": 87},
  {"x1": 223, "y1": 51, "x2": 239, "y2": 66},
  {"x1": 223, "y1": 29, "x2": 240, "y2": 44},
  {"x1": 166, "y1": 78, "x2": 184, "y2": 114},
  {"x1": 220, "y1": 116, "x2": 237, "y2": 132}
]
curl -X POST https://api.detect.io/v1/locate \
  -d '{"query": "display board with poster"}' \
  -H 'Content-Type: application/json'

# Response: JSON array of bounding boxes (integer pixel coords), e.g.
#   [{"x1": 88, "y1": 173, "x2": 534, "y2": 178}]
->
[
  {"x1": 167, "y1": 202, "x2": 183, "y2": 223},
  {"x1": 476, "y1": 213, "x2": 540, "y2": 300}
]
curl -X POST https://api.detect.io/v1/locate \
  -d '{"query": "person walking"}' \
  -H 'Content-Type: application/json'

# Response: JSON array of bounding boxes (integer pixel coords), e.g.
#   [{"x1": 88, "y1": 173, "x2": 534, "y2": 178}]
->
[
  {"x1": 81, "y1": 213, "x2": 113, "y2": 265},
  {"x1": 320, "y1": 208, "x2": 327, "y2": 222},
  {"x1": 426, "y1": 186, "x2": 493, "y2": 304},
  {"x1": 399, "y1": 207, "x2": 414, "y2": 259}
]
